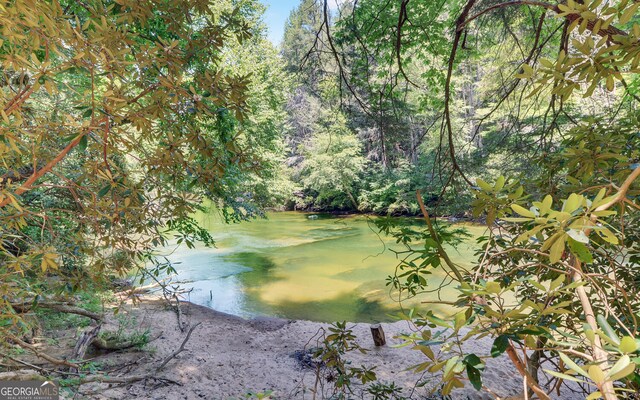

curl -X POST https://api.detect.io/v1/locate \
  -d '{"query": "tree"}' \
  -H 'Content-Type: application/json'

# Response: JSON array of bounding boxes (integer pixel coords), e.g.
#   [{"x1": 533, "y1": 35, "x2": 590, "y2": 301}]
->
[
  {"x1": 300, "y1": 111, "x2": 366, "y2": 210},
  {"x1": 366, "y1": 0, "x2": 640, "y2": 398},
  {"x1": 0, "y1": 0, "x2": 280, "y2": 360}
]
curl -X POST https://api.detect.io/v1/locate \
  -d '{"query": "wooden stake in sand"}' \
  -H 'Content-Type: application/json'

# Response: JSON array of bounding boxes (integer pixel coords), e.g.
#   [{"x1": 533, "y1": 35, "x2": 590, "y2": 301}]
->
[{"x1": 370, "y1": 323, "x2": 386, "y2": 346}]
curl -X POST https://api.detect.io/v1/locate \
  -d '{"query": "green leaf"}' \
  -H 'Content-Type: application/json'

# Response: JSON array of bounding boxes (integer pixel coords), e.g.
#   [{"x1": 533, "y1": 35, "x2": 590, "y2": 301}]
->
[
  {"x1": 515, "y1": 64, "x2": 534, "y2": 79},
  {"x1": 597, "y1": 227, "x2": 619, "y2": 244},
  {"x1": 511, "y1": 204, "x2": 535, "y2": 218},
  {"x1": 544, "y1": 369, "x2": 586, "y2": 383},
  {"x1": 549, "y1": 274, "x2": 565, "y2": 291},
  {"x1": 588, "y1": 365, "x2": 605, "y2": 384},
  {"x1": 610, "y1": 363, "x2": 635, "y2": 381},
  {"x1": 620, "y1": 3, "x2": 640, "y2": 24},
  {"x1": 515, "y1": 225, "x2": 545, "y2": 244},
  {"x1": 559, "y1": 352, "x2": 589, "y2": 378},
  {"x1": 466, "y1": 365, "x2": 482, "y2": 390},
  {"x1": 491, "y1": 335, "x2": 509, "y2": 357},
  {"x1": 423, "y1": 312, "x2": 452, "y2": 329},
  {"x1": 454, "y1": 312, "x2": 466, "y2": 331},
  {"x1": 542, "y1": 231, "x2": 563, "y2": 251},
  {"x1": 608, "y1": 355, "x2": 632, "y2": 380},
  {"x1": 476, "y1": 178, "x2": 493, "y2": 192},
  {"x1": 78, "y1": 134, "x2": 88, "y2": 153},
  {"x1": 592, "y1": 194, "x2": 618, "y2": 209},
  {"x1": 502, "y1": 217, "x2": 535, "y2": 222},
  {"x1": 567, "y1": 237, "x2": 593, "y2": 263},
  {"x1": 540, "y1": 194, "x2": 553, "y2": 214},
  {"x1": 606, "y1": 74, "x2": 615, "y2": 91},
  {"x1": 463, "y1": 354, "x2": 484, "y2": 368},
  {"x1": 97, "y1": 185, "x2": 111, "y2": 198},
  {"x1": 597, "y1": 315, "x2": 621, "y2": 345},
  {"x1": 563, "y1": 193, "x2": 583, "y2": 213},
  {"x1": 443, "y1": 356, "x2": 460, "y2": 379},
  {"x1": 528, "y1": 279, "x2": 546, "y2": 292},
  {"x1": 486, "y1": 281, "x2": 501, "y2": 294}
]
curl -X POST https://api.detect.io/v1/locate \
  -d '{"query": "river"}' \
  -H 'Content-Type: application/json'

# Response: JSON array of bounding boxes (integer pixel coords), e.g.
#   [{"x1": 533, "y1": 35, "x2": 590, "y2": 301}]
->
[{"x1": 157, "y1": 211, "x2": 486, "y2": 322}]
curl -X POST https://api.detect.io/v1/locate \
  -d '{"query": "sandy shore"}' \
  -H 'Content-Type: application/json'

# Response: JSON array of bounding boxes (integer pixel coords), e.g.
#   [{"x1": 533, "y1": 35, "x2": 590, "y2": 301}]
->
[{"x1": 73, "y1": 298, "x2": 582, "y2": 399}]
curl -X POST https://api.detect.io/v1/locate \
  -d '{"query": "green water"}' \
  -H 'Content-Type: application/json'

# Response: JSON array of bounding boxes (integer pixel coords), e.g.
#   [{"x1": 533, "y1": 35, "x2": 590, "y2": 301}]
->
[{"x1": 160, "y1": 211, "x2": 486, "y2": 323}]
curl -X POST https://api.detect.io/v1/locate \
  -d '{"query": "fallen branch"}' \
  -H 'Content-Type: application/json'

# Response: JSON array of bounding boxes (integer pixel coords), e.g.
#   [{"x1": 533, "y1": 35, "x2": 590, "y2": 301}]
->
[
  {"x1": 0, "y1": 351, "x2": 53, "y2": 374},
  {"x1": 70, "y1": 324, "x2": 102, "y2": 373},
  {"x1": 92, "y1": 330, "x2": 163, "y2": 351},
  {"x1": 156, "y1": 322, "x2": 201, "y2": 371},
  {"x1": 5, "y1": 333, "x2": 80, "y2": 370},
  {"x1": 75, "y1": 373, "x2": 179, "y2": 385},
  {"x1": 10, "y1": 302, "x2": 104, "y2": 322},
  {"x1": 173, "y1": 293, "x2": 187, "y2": 332},
  {"x1": 0, "y1": 369, "x2": 46, "y2": 381},
  {"x1": 114, "y1": 281, "x2": 163, "y2": 298}
]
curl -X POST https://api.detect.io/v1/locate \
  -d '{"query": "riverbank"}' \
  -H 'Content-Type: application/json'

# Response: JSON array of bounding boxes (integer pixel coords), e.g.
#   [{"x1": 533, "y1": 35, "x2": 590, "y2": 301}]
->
[
  {"x1": 67, "y1": 296, "x2": 577, "y2": 400},
  {"x1": 271, "y1": 207, "x2": 478, "y2": 223}
]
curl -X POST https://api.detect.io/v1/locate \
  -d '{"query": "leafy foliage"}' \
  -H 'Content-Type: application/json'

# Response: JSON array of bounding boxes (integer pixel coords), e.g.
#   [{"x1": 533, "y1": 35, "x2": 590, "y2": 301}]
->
[
  {"x1": 0, "y1": 0, "x2": 283, "y2": 340},
  {"x1": 362, "y1": 0, "x2": 640, "y2": 398}
]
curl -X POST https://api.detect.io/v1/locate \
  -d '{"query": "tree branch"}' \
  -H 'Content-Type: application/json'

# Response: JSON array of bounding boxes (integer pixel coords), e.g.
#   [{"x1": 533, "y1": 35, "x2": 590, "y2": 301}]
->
[
  {"x1": 459, "y1": 1, "x2": 628, "y2": 42},
  {"x1": 0, "y1": 131, "x2": 88, "y2": 208}
]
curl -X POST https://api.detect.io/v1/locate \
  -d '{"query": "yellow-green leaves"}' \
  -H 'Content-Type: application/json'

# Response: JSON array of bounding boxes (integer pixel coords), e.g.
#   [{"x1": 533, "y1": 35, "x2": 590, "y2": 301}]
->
[
  {"x1": 454, "y1": 312, "x2": 467, "y2": 331},
  {"x1": 562, "y1": 193, "x2": 585, "y2": 214},
  {"x1": 549, "y1": 235, "x2": 567, "y2": 263},
  {"x1": 528, "y1": 0, "x2": 640, "y2": 100},
  {"x1": 620, "y1": 2, "x2": 640, "y2": 24},
  {"x1": 485, "y1": 281, "x2": 502, "y2": 294},
  {"x1": 607, "y1": 355, "x2": 636, "y2": 381},
  {"x1": 515, "y1": 64, "x2": 534, "y2": 79},
  {"x1": 567, "y1": 237, "x2": 593, "y2": 263},
  {"x1": 40, "y1": 250, "x2": 59, "y2": 273},
  {"x1": 534, "y1": 195, "x2": 553, "y2": 215},
  {"x1": 619, "y1": 336, "x2": 638, "y2": 354},
  {"x1": 515, "y1": 225, "x2": 544, "y2": 244},
  {"x1": 472, "y1": 176, "x2": 526, "y2": 225},
  {"x1": 594, "y1": 226, "x2": 620, "y2": 244},
  {"x1": 597, "y1": 315, "x2": 621, "y2": 346},
  {"x1": 511, "y1": 204, "x2": 535, "y2": 218},
  {"x1": 559, "y1": 352, "x2": 589, "y2": 378},
  {"x1": 476, "y1": 178, "x2": 493, "y2": 192},
  {"x1": 500, "y1": 187, "x2": 624, "y2": 265},
  {"x1": 588, "y1": 365, "x2": 606, "y2": 384}
]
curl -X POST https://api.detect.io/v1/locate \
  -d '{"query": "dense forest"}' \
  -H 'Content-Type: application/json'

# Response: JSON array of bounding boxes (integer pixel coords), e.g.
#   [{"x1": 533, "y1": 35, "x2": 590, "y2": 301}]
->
[{"x1": 0, "y1": 0, "x2": 639, "y2": 399}]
